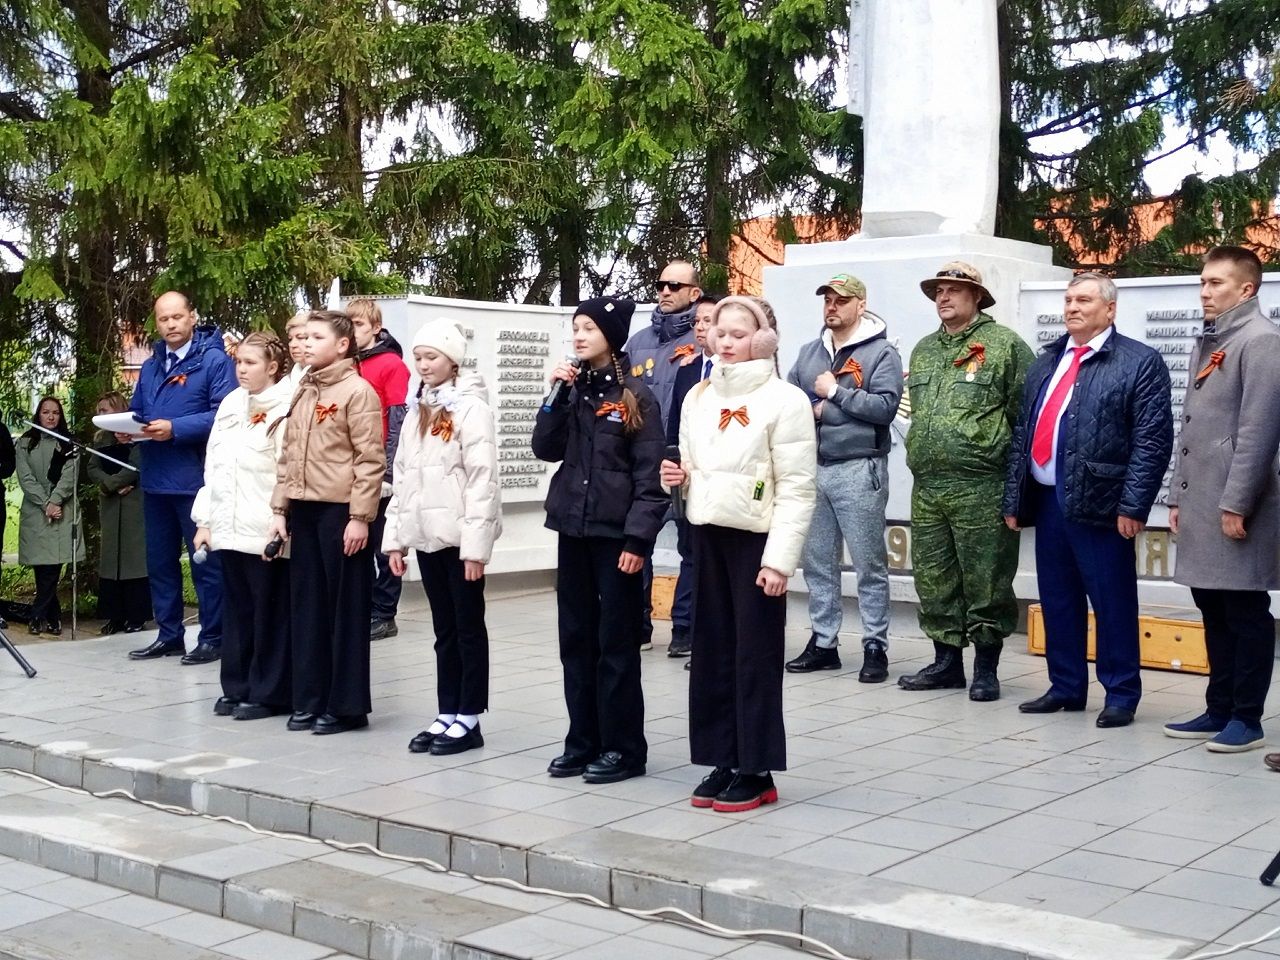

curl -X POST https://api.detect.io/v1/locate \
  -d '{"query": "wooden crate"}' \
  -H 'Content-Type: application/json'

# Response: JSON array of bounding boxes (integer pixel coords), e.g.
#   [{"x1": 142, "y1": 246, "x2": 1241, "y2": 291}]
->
[
  {"x1": 1027, "y1": 604, "x2": 1209, "y2": 675},
  {"x1": 650, "y1": 574, "x2": 678, "y2": 621}
]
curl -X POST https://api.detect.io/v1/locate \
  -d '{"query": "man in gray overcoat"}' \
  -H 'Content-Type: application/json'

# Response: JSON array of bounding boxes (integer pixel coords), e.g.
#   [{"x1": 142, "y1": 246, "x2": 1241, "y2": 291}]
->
[{"x1": 1164, "y1": 246, "x2": 1280, "y2": 753}]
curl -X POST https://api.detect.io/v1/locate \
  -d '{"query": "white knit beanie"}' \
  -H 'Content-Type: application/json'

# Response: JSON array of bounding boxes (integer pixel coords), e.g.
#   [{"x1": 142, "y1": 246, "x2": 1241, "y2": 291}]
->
[{"x1": 412, "y1": 318, "x2": 468, "y2": 364}]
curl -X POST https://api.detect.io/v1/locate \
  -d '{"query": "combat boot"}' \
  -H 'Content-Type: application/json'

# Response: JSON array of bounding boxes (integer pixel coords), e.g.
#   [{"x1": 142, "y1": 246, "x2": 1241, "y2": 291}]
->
[
  {"x1": 968, "y1": 643, "x2": 1002, "y2": 701},
  {"x1": 897, "y1": 641, "x2": 966, "y2": 691}
]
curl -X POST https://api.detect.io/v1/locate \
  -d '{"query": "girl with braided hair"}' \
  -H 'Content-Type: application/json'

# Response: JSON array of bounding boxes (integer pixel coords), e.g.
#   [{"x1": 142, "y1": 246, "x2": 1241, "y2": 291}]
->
[
  {"x1": 532, "y1": 296, "x2": 669, "y2": 785},
  {"x1": 193, "y1": 331, "x2": 295, "y2": 720}
]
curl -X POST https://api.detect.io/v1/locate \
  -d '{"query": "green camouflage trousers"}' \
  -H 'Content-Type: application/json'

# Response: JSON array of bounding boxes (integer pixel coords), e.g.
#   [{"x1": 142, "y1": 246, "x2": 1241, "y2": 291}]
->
[{"x1": 911, "y1": 478, "x2": 1020, "y2": 649}]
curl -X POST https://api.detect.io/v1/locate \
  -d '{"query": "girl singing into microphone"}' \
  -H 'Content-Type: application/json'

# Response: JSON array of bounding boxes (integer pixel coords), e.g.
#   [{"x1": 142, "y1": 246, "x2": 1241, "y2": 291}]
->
[
  {"x1": 532, "y1": 297, "x2": 668, "y2": 785},
  {"x1": 193, "y1": 332, "x2": 294, "y2": 720},
  {"x1": 661, "y1": 296, "x2": 816, "y2": 812},
  {"x1": 268, "y1": 311, "x2": 385, "y2": 735},
  {"x1": 384, "y1": 319, "x2": 501, "y2": 756}
]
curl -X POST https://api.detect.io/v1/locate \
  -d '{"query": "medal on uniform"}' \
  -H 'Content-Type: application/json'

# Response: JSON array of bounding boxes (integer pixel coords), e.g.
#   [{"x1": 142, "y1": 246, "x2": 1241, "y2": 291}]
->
[
  {"x1": 645, "y1": 357, "x2": 655, "y2": 377},
  {"x1": 954, "y1": 343, "x2": 985, "y2": 382}
]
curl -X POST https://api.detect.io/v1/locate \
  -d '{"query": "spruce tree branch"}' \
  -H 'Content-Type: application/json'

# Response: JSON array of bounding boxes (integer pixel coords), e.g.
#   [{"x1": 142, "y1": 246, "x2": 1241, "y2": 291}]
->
[
  {"x1": 0, "y1": 92, "x2": 44, "y2": 122},
  {"x1": 109, "y1": 34, "x2": 190, "y2": 75},
  {"x1": 1026, "y1": 89, "x2": 1170, "y2": 139},
  {"x1": 0, "y1": 240, "x2": 27, "y2": 262}
]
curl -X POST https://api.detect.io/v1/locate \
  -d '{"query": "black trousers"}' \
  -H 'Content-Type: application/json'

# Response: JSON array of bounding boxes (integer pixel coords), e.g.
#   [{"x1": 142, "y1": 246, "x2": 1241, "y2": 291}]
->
[
  {"x1": 32, "y1": 565, "x2": 62, "y2": 624},
  {"x1": 289, "y1": 501, "x2": 373, "y2": 717},
  {"x1": 1192, "y1": 587, "x2": 1275, "y2": 725},
  {"x1": 98, "y1": 577, "x2": 152, "y2": 626},
  {"x1": 556, "y1": 534, "x2": 647, "y2": 763},
  {"x1": 418, "y1": 547, "x2": 489, "y2": 715},
  {"x1": 368, "y1": 496, "x2": 404, "y2": 622},
  {"x1": 221, "y1": 550, "x2": 292, "y2": 708},
  {"x1": 689, "y1": 525, "x2": 787, "y2": 773}
]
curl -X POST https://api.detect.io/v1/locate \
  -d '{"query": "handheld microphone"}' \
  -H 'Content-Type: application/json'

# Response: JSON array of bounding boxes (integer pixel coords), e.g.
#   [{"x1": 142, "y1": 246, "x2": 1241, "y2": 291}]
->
[
  {"x1": 542, "y1": 354, "x2": 583, "y2": 412},
  {"x1": 665, "y1": 444, "x2": 685, "y2": 521},
  {"x1": 263, "y1": 535, "x2": 285, "y2": 559},
  {"x1": 192, "y1": 545, "x2": 209, "y2": 564}
]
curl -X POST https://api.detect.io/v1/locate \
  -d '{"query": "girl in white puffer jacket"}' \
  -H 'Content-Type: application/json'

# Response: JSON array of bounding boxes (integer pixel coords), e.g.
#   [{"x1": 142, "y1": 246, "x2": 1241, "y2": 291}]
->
[
  {"x1": 192, "y1": 331, "x2": 294, "y2": 721},
  {"x1": 384, "y1": 319, "x2": 501, "y2": 757},
  {"x1": 661, "y1": 296, "x2": 817, "y2": 814}
]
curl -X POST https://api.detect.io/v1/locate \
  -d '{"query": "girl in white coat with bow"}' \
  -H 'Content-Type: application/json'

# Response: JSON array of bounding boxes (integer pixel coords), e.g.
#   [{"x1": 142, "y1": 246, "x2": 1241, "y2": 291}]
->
[
  {"x1": 384, "y1": 319, "x2": 501, "y2": 757},
  {"x1": 661, "y1": 296, "x2": 817, "y2": 813},
  {"x1": 193, "y1": 332, "x2": 294, "y2": 721}
]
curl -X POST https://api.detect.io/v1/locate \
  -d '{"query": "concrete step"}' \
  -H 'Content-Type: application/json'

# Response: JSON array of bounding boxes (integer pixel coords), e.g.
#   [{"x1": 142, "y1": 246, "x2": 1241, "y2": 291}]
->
[
  {"x1": 0, "y1": 773, "x2": 804, "y2": 960},
  {"x1": 0, "y1": 864, "x2": 356, "y2": 960},
  {"x1": 0, "y1": 731, "x2": 1201, "y2": 960}
]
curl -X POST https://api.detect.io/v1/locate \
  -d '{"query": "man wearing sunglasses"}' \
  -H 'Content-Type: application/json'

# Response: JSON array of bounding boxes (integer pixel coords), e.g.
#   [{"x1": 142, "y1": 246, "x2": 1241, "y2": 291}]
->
[{"x1": 625, "y1": 260, "x2": 702, "y2": 652}]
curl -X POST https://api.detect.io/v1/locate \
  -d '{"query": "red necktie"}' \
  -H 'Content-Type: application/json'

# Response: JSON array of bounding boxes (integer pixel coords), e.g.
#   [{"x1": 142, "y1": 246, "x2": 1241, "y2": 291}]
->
[{"x1": 1031, "y1": 346, "x2": 1090, "y2": 467}]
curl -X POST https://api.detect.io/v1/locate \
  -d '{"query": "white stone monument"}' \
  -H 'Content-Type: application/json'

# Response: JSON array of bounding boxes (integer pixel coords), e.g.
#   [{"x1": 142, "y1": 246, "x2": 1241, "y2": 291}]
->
[{"x1": 850, "y1": 0, "x2": 1001, "y2": 237}]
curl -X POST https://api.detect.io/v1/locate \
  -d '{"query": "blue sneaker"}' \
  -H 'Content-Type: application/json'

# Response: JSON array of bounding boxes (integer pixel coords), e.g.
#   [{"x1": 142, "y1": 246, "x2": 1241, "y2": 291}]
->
[
  {"x1": 1163, "y1": 712, "x2": 1229, "y2": 739},
  {"x1": 1205, "y1": 719, "x2": 1265, "y2": 753}
]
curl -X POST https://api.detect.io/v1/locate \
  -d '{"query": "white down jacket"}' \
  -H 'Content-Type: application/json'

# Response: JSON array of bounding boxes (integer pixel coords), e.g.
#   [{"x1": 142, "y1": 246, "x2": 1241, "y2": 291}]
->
[
  {"x1": 678, "y1": 358, "x2": 817, "y2": 576},
  {"x1": 383, "y1": 374, "x2": 502, "y2": 563},
  {"x1": 192, "y1": 379, "x2": 293, "y2": 556}
]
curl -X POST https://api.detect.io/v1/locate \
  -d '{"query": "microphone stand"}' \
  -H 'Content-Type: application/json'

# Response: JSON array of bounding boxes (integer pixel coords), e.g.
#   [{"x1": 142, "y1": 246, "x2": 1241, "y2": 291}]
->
[{"x1": 22, "y1": 421, "x2": 138, "y2": 645}]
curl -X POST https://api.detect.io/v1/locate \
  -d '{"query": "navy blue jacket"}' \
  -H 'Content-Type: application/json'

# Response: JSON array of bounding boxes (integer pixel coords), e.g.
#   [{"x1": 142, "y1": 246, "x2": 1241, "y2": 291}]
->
[
  {"x1": 1003, "y1": 330, "x2": 1173, "y2": 528},
  {"x1": 130, "y1": 325, "x2": 237, "y2": 495}
]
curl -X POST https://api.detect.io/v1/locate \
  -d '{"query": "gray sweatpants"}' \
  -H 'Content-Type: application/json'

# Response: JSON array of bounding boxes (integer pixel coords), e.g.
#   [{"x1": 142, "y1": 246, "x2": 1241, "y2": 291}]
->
[{"x1": 803, "y1": 456, "x2": 891, "y2": 650}]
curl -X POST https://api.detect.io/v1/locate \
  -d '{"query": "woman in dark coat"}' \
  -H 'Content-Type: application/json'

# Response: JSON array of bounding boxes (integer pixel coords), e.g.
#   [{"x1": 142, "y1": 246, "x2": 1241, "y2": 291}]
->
[
  {"x1": 87, "y1": 392, "x2": 151, "y2": 634},
  {"x1": 15, "y1": 397, "x2": 83, "y2": 635}
]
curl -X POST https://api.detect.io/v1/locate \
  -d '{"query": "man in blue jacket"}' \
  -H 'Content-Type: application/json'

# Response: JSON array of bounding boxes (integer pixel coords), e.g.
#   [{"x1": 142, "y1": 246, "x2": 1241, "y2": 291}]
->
[
  {"x1": 127, "y1": 291, "x2": 237, "y2": 665},
  {"x1": 1003, "y1": 273, "x2": 1173, "y2": 728}
]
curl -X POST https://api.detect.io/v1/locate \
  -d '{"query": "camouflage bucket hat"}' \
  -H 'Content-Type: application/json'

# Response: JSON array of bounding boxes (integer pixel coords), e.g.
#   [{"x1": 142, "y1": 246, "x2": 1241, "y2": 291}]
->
[
  {"x1": 815, "y1": 272, "x2": 867, "y2": 300},
  {"x1": 920, "y1": 261, "x2": 996, "y2": 310}
]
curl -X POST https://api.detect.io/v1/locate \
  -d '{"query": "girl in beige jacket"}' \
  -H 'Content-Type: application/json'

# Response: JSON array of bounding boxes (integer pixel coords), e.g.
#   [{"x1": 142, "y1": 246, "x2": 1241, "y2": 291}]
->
[
  {"x1": 661, "y1": 296, "x2": 817, "y2": 813},
  {"x1": 384, "y1": 319, "x2": 501, "y2": 757},
  {"x1": 268, "y1": 310, "x2": 386, "y2": 736}
]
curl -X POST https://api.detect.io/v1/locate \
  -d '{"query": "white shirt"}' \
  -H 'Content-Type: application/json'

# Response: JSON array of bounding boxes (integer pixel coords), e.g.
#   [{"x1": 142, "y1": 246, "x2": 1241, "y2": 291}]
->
[
  {"x1": 1030, "y1": 326, "x2": 1113, "y2": 486},
  {"x1": 167, "y1": 338, "x2": 193, "y2": 368},
  {"x1": 699, "y1": 352, "x2": 717, "y2": 380}
]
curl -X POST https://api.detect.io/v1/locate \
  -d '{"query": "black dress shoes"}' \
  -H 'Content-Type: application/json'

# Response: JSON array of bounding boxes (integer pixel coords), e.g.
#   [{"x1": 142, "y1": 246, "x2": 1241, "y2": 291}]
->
[
  {"x1": 409, "y1": 730, "x2": 439, "y2": 753},
  {"x1": 214, "y1": 697, "x2": 239, "y2": 717},
  {"x1": 128, "y1": 638, "x2": 184, "y2": 660},
  {"x1": 233, "y1": 703, "x2": 285, "y2": 721},
  {"x1": 548, "y1": 753, "x2": 591, "y2": 777},
  {"x1": 100, "y1": 621, "x2": 124, "y2": 636},
  {"x1": 124, "y1": 622, "x2": 147, "y2": 634},
  {"x1": 428, "y1": 723, "x2": 483, "y2": 755},
  {"x1": 1018, "y1": 692, "x2": 1087, "y2": 714},
  {"x1": 582, "y1": 751, "x2": 645, "y2": 784},
  {"x1": 312, "y1": 713, "x2": 369, "y2": 735},
  {"x1": 1096, "y1": 706, "x2": 1135, "y2": 728},
  {"x1": 45, "y1": 621, "x2": 62, "y2": 636},
  {"x1": 180, "y1": 642, "x2": 221, "y2": 665},
  {"x1": 287, "y1": 711, "x2": 317, "y2": 731}
]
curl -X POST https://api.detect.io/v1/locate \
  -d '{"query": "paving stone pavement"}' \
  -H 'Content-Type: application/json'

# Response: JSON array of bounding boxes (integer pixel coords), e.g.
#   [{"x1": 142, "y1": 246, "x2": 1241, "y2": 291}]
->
[{"x1": 0, "y1": 586, "x2": 1277, "y2": 959}]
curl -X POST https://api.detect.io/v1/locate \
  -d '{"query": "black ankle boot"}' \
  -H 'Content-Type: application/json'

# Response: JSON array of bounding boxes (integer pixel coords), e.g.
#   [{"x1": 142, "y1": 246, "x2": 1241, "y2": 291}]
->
[
  {"x1": 898, "y1": 641, "x2": 966, "y2": 690},
  {"x1": 969, "y1": 643, "x2": 1002, "y2": 702}
]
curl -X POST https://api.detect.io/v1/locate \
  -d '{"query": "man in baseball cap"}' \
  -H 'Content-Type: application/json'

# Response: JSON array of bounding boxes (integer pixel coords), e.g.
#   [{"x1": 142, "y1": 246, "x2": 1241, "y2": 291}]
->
[
  {"x1": 898, "y1": 261, "x2": 1033, "y2": 703},
  {"x1": 785, "y1": 272, "x2": 902, "y2": 683}
]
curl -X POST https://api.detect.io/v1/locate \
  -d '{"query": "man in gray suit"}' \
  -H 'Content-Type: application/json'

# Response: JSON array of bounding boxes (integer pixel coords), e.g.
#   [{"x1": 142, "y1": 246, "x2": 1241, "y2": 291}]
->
[{"x1": 1164, "y1": 246, "x2": 1280, "y2": 754}]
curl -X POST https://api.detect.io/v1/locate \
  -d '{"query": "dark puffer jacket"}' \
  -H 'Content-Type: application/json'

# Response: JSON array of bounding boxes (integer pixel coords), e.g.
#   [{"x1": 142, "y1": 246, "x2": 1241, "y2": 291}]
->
[
  {"x1": 532, "y1": 359, "x2": 669, "y2": 555},
  {"x1": 1003, "y1": 330, "x2": 1173, "y2": 528}
]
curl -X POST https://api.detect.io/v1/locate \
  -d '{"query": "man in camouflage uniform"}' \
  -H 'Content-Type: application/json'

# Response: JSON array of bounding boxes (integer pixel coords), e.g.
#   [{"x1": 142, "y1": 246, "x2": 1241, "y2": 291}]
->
[{"x1": 900, "y1": 262, "x2": 1034, "y2": 701}]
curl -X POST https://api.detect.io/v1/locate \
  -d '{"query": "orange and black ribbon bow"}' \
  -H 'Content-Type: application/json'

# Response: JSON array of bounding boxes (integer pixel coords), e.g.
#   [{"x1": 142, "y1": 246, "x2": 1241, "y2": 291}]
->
[
  {"x1": 837, "y1": 357, "x2": 864, "y2": 387},
  {"x1": 248, "y1": 410, "x2": 267, "y2": 425},
  {"x1": 670, "y1": 343, "x2": 696, "y2": 363},
  {"x1": 166, "y1": 373, "x2": 188, "y2": 386},
  {"x1": 596, "y1": 401, "x2": 629, "y2": 422},
  {"x1": 430, "y1": 415, "x2": 454, "y2": 442},
  {"x1": 953, "y1": 343, "x2": 986, "y2": 368},
  {"x1": 1195, "y1": 349, "x2": 1226, "y2": 383},
  {"x1": 719, "y1": 406, "x2": 750, "y2": 430},
  {"x1": 315, "y1": 402, "x2": 338, "y2": 423}
]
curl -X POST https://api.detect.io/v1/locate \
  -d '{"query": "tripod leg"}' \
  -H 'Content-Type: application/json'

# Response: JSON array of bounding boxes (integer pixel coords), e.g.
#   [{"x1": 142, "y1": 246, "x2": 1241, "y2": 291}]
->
[
  {"x1": 1262, "y1": 849, "x2": 1280, "y2": 886},
  {"x1": 0, "y1": 627, "x2": 37, "y2": 679}
]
